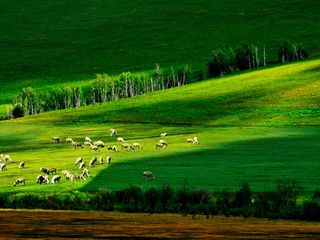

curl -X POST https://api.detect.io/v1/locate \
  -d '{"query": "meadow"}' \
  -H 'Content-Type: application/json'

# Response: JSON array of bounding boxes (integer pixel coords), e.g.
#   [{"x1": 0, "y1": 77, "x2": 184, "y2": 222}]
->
[
  {"x1": 0, "y1": 0, "x2": 319, "y2": 117},
  {"x1": 1, "y1": 60, "x2": 319, "y2": 193}
]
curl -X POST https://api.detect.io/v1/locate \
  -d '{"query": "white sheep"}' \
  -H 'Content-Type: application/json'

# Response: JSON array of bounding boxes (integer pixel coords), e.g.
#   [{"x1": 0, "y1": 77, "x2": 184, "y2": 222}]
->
[
  {"x1": 193, "y1": 136, "x2": 199, "y2": 144},
  {"x1": 143, "y1": 171, "x2": 155, "y2": 179},
  {"x1": 1, "y1": 154, "x2": 13, "y2": 163},
  {"x1": 117, "y1": 137, "x2": 125, "y2": 143},
  {"x1": 160, "y1": 133, "x2": 168, "y2": 137},
  {"x1": 89, "y1": 157, "x2": 97, "y2": 167},
  {"x1": 84, "y1": 141, "x2": 92, "y2": 147},
  {"x1": 51, "y1": 175, "x2": 61, "y2": 184},
  {"x1": 187, "y1": 138, "x2": 194, "y2": 143},
  {"x1": 159, "y1": 139, "x2": 168, "y2": 146},
  {"x1": 52, "y1": 137, "x2": 61, "y2": 143},
  {"x1": 90, "y1": 145, "x2": 100, "y2": 151},
  {"x1": 79, "y1": 162, "x2": 85, "y2": 170},
  {"x1": 82, "y1": 168, "x2": 89, "y2": 178},
  {"x1": 66, "y1": 138, "x2": 73, "y2": 144},
  {"x1": 132, "y1": 143, "x2": 142, "y2": 149},
  {"x1": 106, "y1": 156, "x2": 111, "y2": 164},
  {"x1": 0, "y1": 163, "x2": 7, "y2": 171},
  {"x1": 99, "y1": 157, "x2": 104, "y2": 164},
  {"x1": 75, "y1": 157, "x2": 83, "y2": 165},
  {"x1": 85, "y1": 137, "x2": 92, "y2": 143},
  {"x1": 13, "y1": 177, "x2": 26, "y2": 187},
  {"x1": 122, "y1": 143, "x2": 132, "y2": 151},
  {"x1": 109, "y1": 128, "x2": 117, "y2": 136},
  {"x1": 19, "y1": 161, "x2": 25, "y2": 169},
  {"x1": 108, "y1": 145, "x2": 117, "y2": 152},
  {"x1": 72, "y1": 141, "x2": 83, "y2": 149},
  {"x1": 36, "y1": 175, "x2": 49, "y2": 184},
  {"x1": 93, "y1": 140, "x2": 105, "y2": 148}
]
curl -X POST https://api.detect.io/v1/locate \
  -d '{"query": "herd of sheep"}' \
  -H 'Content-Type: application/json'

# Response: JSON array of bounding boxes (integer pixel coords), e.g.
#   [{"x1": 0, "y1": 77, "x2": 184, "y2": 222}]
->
[{"x1": 1, "y1": 128, "x2": 199, "y2": 188}]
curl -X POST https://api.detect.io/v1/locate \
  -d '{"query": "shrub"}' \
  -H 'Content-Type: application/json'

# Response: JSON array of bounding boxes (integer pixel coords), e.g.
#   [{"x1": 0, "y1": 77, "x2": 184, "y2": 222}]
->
[{"x1": 11, "y1": 103, "x2": 24, "y2": 118}]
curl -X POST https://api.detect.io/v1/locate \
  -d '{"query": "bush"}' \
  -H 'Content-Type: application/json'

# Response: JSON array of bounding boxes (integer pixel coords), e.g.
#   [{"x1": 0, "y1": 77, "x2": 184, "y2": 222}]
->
[
  {"x1": 11, "y1": 103, "x2": 24, "y2": 118},
  {"x1": 235, "y1": 181, "x2": 252, "y2": 208},
  {"x1": 303, "y1": 201, "x2": 320, "y2": 221}
]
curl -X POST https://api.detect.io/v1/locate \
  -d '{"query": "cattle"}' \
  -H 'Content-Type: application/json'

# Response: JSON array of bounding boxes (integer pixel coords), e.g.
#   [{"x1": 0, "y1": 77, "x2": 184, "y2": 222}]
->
[
  {"x1": 40, "y1": 167, "x2": 49, "y2": 175},
  {"x1": 51, "y1": 175, "x2": 61, "y2": 184},
  {"x1": 13, "y1": 178, "x2": 26, "y2": 187},
  {"x1": 37, "y1": 175, "x2": 49, "y2": 185},
  {"x1": 72, "y1": 141, "x2": 83, "y2": 149},
  {"x1": 109, "y1": 128, "x2": 117, "y2": 136},
  {"x1": 160, "y1": 133, "x2": 168, "y2": 137},
  {"x1": 75, "y1": 157, "x2": 83, "y2": 165},
  {"x1": 19, "y1": 161, "x2": 25, "y2": 169},
  {"x1": 89, "y1": 157, "x2": 97, "y2": 167},
  {"x1": 52, "y1": 137, "x2": 61, "y2": 143},
  {"x1": 107, "y1": 145, "x2": 117, "y2": 152},
  {"x1": 143, "y1": 171, "x2": 155, "y2": 179}
]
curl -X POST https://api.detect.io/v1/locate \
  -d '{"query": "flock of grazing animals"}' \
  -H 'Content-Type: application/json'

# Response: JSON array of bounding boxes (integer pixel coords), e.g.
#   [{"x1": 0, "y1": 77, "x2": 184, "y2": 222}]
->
[{"x1": 1, "y1": 128, "x2": 199, "y2": 188}]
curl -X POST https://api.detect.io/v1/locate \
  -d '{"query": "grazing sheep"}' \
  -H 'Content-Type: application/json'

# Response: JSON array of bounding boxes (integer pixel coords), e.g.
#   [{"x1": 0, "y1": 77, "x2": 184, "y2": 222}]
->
[
  {"x1": 160, "y1": 133, "x2": 168, "y2": 137},
  {"x1": 193, "y1": 137, "x2": 199, "y2": 144},
  {"x1": 93, "y1": 140, "x2": 105, "y2": 148},
  {"x1": 37, "y1": 175, "x2": 49, "y2": 184},
  {"x1": 75, "y1": 157, "x2": 83, "y2": 165},
  {"x1": 40, "y1": 167, "x2": 49, "y2": 175},
  {"x1": 48, "y1": 167, "x2": 57, "y2": 174},
  {"x1": 109, "y1": 128, "x2": 117, "y2": 136},
  {"x1": 72, "y1": 141, "x2": 83, "y2": 149},
  {"x1": 99, "y1": 157, "x2": 104, "y2": 164},
  {"x1": 64, "y1": 172, "x2": 74, "y2": 181},
  {"x1": 82, "y1": 168, "x2": 89, "y2": 178},
  {"x1": 84, "y1": 141, "x2": 92, "y2": 147},
  {"x1": 66, "y1": 138, "x2": 73, "y2": 144},
  {"x1": 85, "y1": 137, "x2": 92, "y2": 143},
  {"x1": 73, "y1": 173, "x2": 85, "y2": 181},
  {"x1": 19, "y1": 161, "x2": 25, "y2": 169},
  {"x1": 79, "y1": 162, "x2": 85, "y2": 170},
  {"x1": 108, "y1": 145, "x2": 117, "y2": 152},
  {"x1": 187, "y1": 138, "x2": 194, "y2": 143},
  {"x1": 90, "y1": 145, "x2": 100, "y2": 151},
  {"x1": 1, "y1": 154, "x2": 13, "y2": 163},
  {"x1": 89, "y1": 157, "x2": 97, "y2": 167},
  {"x1": 159, "y1": 140, "x2": 168, "y2": 146},
  {"x1": 52, "y1": 137, "x2": 61, "y2": 143},
  {"x1": 0, "y1": 163, "x2": 6, "y2": 171},
  {"x1": 122, "y1": 143, "x2": 132, "y2": 151},
  {"x1": 62, "y1": 170, "x2": 70, "y2": 177},
  {"x1": 156, "y1": 143, "x2": 167, "y2": 149},
  {"x1": 132, "y1": 143, "x2": 142, "y2": 149},
  {"x1": 106, "y1": 156, "x2": 111, "y2": 164},
  {"x1": 51, "y1": 175, "x2": 61, "y2": 184},
  {"x1": 13, "y1": 178, "x2": 26, "y2": 187},
  {"x1": 117, "y1": 137, "x2": 125, "y2": 143},
  {"x1": 143, "y1": 171, "x2": 155, "y2": 179}
]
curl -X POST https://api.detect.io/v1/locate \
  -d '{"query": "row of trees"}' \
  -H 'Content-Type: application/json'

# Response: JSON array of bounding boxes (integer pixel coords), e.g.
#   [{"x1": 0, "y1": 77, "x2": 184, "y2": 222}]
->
[
  {"x1": 1, "y1": 182, "x2": 319, "y2": 220},
  {"x1": 7, "y1": 65, "x2": 207, "y2": 118},
  {"x1": 208, "y1": 42, "x2": 307, "y2": 77},
  {"x1": 7, "y1": 41, "x2": 308, "y2": 118}
]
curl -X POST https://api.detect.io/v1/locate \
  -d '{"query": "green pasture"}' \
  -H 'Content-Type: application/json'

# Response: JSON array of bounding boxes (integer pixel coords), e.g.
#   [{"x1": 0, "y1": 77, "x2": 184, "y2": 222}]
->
[{"x1": 1, "y1": 60, "x2": 320, "y2": 192}]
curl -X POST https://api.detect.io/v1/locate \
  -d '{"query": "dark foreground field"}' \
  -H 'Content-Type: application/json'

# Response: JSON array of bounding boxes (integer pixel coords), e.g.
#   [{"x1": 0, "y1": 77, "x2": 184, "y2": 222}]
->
[{"x1": 0, "y1": 210, "x2": 319, "y2": 239}]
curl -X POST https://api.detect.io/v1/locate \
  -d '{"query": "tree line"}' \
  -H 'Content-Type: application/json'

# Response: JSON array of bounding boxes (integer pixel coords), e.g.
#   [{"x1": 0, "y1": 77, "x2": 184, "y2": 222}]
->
[
  {"x1": 1, "y1": 181, "x2": 320, "y2": 221},
  {"x1": 7, "y1": 41, "x2": 308, "y2": 119}
]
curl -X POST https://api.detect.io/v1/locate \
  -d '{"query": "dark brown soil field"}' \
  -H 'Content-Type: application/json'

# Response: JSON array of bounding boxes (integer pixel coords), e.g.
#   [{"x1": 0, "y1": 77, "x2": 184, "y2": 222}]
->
[{"x1": 0, "y1": 210, "x2": 320, "y2": 239}]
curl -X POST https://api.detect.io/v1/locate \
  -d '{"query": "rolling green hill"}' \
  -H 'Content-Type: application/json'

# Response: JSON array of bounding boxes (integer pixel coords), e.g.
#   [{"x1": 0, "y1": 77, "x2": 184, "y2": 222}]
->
[
  {"x1": 0, "y1": 0, "x2": 319, "y2": 113},
  {"x1": 1, "y1": 60, "x2": 319, "y2": 192}
]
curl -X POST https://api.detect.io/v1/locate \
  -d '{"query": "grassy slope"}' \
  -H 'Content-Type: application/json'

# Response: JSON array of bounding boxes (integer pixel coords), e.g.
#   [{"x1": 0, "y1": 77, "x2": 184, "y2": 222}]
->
[
  {"x1": 0, "y1": 0, "x2": 319, "y2": 113},
  {"x1": 1, "y1": 60, "x2": 320, "y2": 192}
]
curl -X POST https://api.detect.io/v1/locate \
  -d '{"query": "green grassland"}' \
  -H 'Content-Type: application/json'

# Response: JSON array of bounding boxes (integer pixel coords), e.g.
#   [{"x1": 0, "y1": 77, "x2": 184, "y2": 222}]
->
[
  {"x1": 0, "y1": 0, "x2": 319, "y2": 116},
  {"x1": 1, "y1": 60, "x2": 319, "y2": 192}
]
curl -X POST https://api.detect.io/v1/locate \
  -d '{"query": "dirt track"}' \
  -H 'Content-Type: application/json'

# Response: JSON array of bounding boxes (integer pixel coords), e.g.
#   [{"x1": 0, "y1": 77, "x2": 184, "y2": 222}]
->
[{"x1": 0, "y1": 210, "x2": 320, "y2": 239}]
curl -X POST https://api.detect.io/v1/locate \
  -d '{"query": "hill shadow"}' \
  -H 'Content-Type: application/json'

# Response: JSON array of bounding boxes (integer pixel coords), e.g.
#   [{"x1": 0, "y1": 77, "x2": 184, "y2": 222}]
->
[{"x1": 81, "y1": 130, "x2": 320, "y2": 192}]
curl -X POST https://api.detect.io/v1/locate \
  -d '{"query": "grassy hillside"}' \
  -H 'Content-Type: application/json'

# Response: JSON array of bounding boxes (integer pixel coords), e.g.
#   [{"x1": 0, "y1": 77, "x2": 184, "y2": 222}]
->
[
  {"x1": 0, "y1": 0, "x2": 319, "y2": 81},
  {"x1": 1, "y1": 60, "x2": 319, "y2": 192}
]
